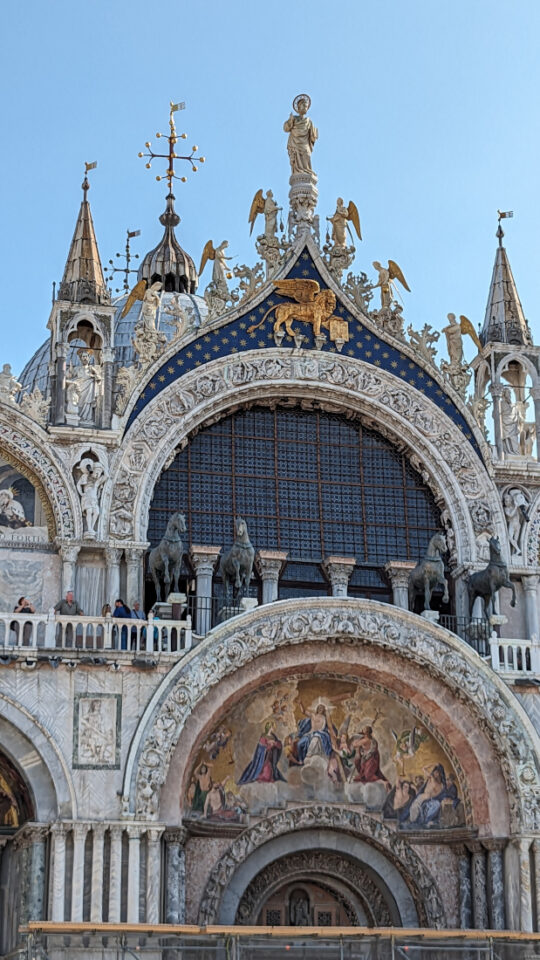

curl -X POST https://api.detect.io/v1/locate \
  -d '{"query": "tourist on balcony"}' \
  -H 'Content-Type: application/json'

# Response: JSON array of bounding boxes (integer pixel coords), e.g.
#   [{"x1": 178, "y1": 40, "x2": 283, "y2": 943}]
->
[
  {"x1": 101, "y1": 603, "x2": 111, "y2": 617},
  {"x1": 10, "y1": 597, "x2": 36, "y2": 645},
  {"x1": 112, "y1": 598, "x2": 131, "y2": 650},
  {"x1": 54, "y1": 591, "x2": 83, "y2": 616}
]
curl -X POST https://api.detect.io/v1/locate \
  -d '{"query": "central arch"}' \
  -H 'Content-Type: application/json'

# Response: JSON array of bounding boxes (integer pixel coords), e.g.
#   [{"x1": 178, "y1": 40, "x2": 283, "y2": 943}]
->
[{"x1": 197, "y1": 809, "x2": 444, "y2": 927}]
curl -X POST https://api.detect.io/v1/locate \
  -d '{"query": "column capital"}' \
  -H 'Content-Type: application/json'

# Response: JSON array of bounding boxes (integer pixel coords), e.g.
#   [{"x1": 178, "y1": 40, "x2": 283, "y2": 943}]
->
[
  {"x1": 125, "y1": 547, "x2": 145, "y2": 564},
  {"x1": 384, "y1": 560, "x2": 415, "y2": 589},
  {"x1": 164, "y1": 826, "x2": 188, "y2": 847},
  {"x1": 190, "y1": 545, "x2": 222, "y2": 575},
  {"x1": 490, "y1": 383, "x2": 504, "y2": 398},
  {"x1": 49, "y1": 821, "x2": 67, "y2": 837},
  {"x1": 92, "y1": 823, "x2": 107, "y2": 839},
  {"x1": 522, "y1": 575, "x2": 540, "y2": 594},
  {"x1": 255, "y1": 550, "x2": 288, "y2": 580},
  {"x1": 323, "y1": 556, "x2": 356, "y2": 596},
  {"x1": 147, "y1": 826, "x2": 165, "y2": 843},
  {"x1": 12, "y1": 823, "x2": 50, "y2": 849},
  {"x1": 127, "y1": 824, "x2": 144, "y2": 840},
  {"x1": 56, "y1": 541, "x2": 81, "y2": 563},
  {"x1": 105, "y1": 547, "x2": 124, "y2": 565},
  {"x1": 72, "y1": 822, "x2": 89, "y2": 841},
  {"x1": 481, "y1": 837, "x2": 507, "y2": 852}
]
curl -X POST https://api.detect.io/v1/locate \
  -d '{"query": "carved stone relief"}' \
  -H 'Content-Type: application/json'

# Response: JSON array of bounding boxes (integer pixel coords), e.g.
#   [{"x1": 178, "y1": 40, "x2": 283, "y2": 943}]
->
[{"x1": 73, "y1": 693, "x2": 121, "y2": 769}]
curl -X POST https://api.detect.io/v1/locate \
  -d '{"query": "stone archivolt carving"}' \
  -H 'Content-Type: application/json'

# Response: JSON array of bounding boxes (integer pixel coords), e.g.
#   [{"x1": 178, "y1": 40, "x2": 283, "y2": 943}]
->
[
  {"x1": 127, "y1": 600, "x2": 538, "y2": 832},
  {"x1": 0, "y1": 414, "x2": 76, "y2": 539},
  {"x1": 235, "y1": 849, "x2": 392, "y2": 926},
  {"x1": 107, "y1": 353, "x2": 501, "y2": 558},
  {"x1": 198, "y1": 806, "x2": 444, "y2": 928}
]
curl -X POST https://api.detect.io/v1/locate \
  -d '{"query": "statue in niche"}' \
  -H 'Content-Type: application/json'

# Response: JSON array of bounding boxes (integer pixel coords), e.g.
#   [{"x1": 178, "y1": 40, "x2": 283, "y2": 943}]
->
[
  {"x1": 0, "y1": 487, "x2": 29, "y2": 528},
  {"x1": 66, "y1": 349, "x2": 102, "y2": 423},
  {"x1": 75, "y1": 457, "x2": 106, "y2": 538},
  {"x1": 283, "y1": 94, "x2": 318, "y2": 175},
  {"x1": 503, "y1": 488, "x2": 530, "y2": 557},
  {"x1": 501, "y1": 386, "x2": 522, "y2": 455},
  {"x1": 290, "y1": 890, "x2": 311, "y2": 926},
  {"x1": 0, "y1": 364, "x2": 22, "y2": 404}
]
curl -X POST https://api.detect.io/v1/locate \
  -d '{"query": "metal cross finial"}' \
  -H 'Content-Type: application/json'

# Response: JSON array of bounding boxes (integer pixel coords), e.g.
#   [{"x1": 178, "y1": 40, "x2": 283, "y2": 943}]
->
[
  {"x1": 82, "y1": 160, "x2": 97, "y2": 201},
  {"x1": 138, "y1": 101, "x2": 205, "y2": 192},
  {"x1": 106, "y1": 229, "x2": 141, "y2": 294}
]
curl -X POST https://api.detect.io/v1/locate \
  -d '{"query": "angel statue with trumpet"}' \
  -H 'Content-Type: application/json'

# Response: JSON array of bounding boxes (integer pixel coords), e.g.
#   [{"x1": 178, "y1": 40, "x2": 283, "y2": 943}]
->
[
  {"x1": 327, "y1": 198, "x2": 362, "y2": 248},
  {"x1": 199, "y1": 239, "x2": 233, "y2": 297}
]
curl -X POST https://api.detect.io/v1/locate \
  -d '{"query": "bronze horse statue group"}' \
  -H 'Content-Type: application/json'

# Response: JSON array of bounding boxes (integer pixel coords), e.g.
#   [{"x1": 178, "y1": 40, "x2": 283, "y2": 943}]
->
[
  {"x1": 408, "y1": 531, "x2": 515, "y2": 619},
  {"x1": 149, "y1": 512, "x2": 254, "y2": 604}
]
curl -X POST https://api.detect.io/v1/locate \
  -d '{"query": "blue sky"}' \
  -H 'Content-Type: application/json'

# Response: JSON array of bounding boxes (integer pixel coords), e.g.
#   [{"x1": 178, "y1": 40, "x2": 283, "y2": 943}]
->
[{"x1": 1, "y1": 0, "x2": 539, "y2": 375}]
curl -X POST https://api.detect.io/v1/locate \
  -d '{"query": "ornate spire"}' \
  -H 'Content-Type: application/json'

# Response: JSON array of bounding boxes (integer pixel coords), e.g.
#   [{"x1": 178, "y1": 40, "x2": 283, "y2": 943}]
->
[
  {"x1": 137, "y1": 102, "x2": 204, "y2": 293},
  {"x1": 480, "y1": 212, "x2": 532, "y2": 346},
  {"x1": 58, "y1": 163, "x2": 110, "y2": 305}
]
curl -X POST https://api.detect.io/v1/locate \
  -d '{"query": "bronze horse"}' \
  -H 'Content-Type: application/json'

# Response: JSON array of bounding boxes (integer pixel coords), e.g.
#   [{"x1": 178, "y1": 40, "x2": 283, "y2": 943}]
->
[
  {"x1": 148, "y1": 512, "x2": 186, "y2": 602},
  {"x1": 468, "y1": 536, "x2": 516, "y2": 618},
  {"x1": 408, "y1": 532, "x2": 449, "y2": 611},
  {"x1": 220, "y1": 517, "x2": 255, "y2": 600}
]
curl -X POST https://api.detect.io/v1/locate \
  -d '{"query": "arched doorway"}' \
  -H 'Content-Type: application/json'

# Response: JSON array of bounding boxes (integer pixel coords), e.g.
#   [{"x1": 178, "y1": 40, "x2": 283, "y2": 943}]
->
[{"x1": 236, "y1": 850, "x2": 395, "y2": 927}]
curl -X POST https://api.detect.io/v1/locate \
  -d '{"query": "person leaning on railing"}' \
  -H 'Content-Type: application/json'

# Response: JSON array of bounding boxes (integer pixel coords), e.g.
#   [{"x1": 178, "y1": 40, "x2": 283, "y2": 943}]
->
[
  {"x1": 54, "y1": 591, "x2": 83, "y2": 646},
  {"x1": 112, "y1": 599, "x2": 131, "y2": 650}
]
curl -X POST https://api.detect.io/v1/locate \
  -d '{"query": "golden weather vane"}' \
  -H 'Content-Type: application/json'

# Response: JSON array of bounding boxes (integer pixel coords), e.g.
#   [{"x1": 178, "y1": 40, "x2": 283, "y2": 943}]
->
[
  {"x1": 106, "y1": 229, "x2": 141, "y2": 294},
  {"x1": 138, "y1": 101, "x2": 205, "y2": 191}
]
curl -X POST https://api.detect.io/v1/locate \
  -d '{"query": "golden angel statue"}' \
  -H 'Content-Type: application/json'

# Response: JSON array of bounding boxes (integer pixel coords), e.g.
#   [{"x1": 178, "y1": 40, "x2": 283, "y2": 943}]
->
[
  {"x1": 372, "y1": 260, "x2": 410, "y2": 309},
  {"x1": 248, "y1": 189, "x2": 280, "y2": 239},
  {"x1": 283, "y1": 94, "x2": 318, "y2": 176},
  {"x1": 442, "y1": 313, "x2": 482, "y2": 366},
  {"x1": 327, "y1": 199, "x2": 362, "y2": 247},
  {"x1": 199, "y1": 239, "x2": 233, "y2": 293},
  {"x1": 121, "y1": 279, "x2": 162, "y2": 326}
]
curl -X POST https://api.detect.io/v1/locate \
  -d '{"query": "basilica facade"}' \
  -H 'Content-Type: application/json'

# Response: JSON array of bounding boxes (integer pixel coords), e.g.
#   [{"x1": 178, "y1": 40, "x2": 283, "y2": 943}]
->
[{"x1": 1, "y1": 97, "x2": 540, "y2": 954}]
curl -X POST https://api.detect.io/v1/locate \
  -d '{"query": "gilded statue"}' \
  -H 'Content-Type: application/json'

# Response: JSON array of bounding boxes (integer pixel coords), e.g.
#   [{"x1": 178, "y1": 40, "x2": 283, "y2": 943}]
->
[
  {"x1": 283, "y1": 95, "x2": 318, "y2": 175},
  {"x1": 327, "y1": 198, "x2": 362, "y2": 247},
  {"x1": 249, "y1": 189, "x2": 281, "y2": 240},
  {"x1": 442, "y1": 313, "x2": 481, "y2": 366},
  {"x1": 247, "y1": 278, "x2": 344, "y2": 342},
  {"x1": 372, "y1": 260, "x2": 410, "y2": 309},
  {"x1": 121, "y1": 279, "x2": 162, "y2": 325}
]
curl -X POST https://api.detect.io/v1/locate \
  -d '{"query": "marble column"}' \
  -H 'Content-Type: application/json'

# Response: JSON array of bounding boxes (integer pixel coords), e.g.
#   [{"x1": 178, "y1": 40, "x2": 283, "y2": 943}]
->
[
  {"x1": 469, "y1": 842, "x2": 488, "y2": 929},
  {"x1": 27, "y1": 827, "x2": 48, "y2": 922},
  {"x1": 71, "y1": 823, "x2": 89, "y2": 922},
  {"x1": 50, "y1": 823, "x2": 66, "y2": 922},
  {"x1": 53, "y1": 344, "x2": 67, "y2": 424},
  {"x1": 58, "y1": 544, "x2": 80, "y2": 594},
  {"x1": 127, "y1": 826, "x2": 142, "y2": 923},
  {"x1": 146, "y1": 828, "x2": 164, "y2": 923},
  {"x1": 106, "y1": 548, "x2": 123, "y2": 609},
  {"x1": 490, "y1": 383, "x2": 504, "y2": 460},
  {"x1": 522, "y1": 576, "x2": 540, "y2": 642},
  {"x1": 90, "y1": 824, "x2": 106, "y2": 922},
  {"x1": 384, "y1": 560, "x2": 415, "y2": 609},
  {"x1": 532, "y1": 839, "x2": 540, "y2": 932},
  {"x1": 126, "y1": 547, "x2": 146, "y2": 607},
  {"x1": 518, "y1": 837, "x2": 534, "y2": 932},
  {"x1": 102, "y1": 346, "x2": 114, "y2": 429},
  {"x1": 189, "y1": 545, "x2": 221, "y2": 635},
  {"x1": 164, "y1": 827, "x2": 188, "y2": 923},
  {"x1": 323, "y1": 556, "x2": 356, "y2": 598},
  {"x1": 255, "y1": 550, "x2": 288, "y2": 604},
  {"x1": 454, "y1": 844, "x2": 472, "y2": 928},
  {"x1": 484, "y1": 840, "x2": 506, "y2": 930},
  {"x1": 108, "y1": 825, "x2": 123, "y2": 923},
  {"x1": 532, "y1": 385, "x2": 540, "y2": 458}
]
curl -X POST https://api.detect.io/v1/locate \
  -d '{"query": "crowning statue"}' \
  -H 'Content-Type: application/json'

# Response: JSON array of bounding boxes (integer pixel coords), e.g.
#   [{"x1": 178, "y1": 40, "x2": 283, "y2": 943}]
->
[
  {"x1": 372, "y1": 260, "x2": 410, "y2": 309},
  {"x1": 324, "y1": 199, "x2": 362, "y2": 281},
  {"x1": 284, "y1": 95, "x2": 319, "y2": 240},
  {"x1": 283, "y1": 95, "x2": 318, "y2": 175},
  {"x1": 0, "y1": 364, "x2": 22, "y2": 404},
  {"x1": 200, "y1": 240, "x2": 235, "y2": 318},
  {"x1": 248, "y1": 188, "x2": 286, "y2": 278},
  {"x1": 440, "y1": 313, "x2": 481, "y2": 400}
]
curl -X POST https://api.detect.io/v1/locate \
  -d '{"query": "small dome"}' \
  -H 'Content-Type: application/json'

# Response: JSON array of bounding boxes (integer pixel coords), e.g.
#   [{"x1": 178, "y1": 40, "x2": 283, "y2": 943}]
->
[
  {"x1": 138, "y1": 193, "x2": 198, "y2": 294},
  {"x1": 19, "y1": 290, "x2": 208, "y2": 396}
]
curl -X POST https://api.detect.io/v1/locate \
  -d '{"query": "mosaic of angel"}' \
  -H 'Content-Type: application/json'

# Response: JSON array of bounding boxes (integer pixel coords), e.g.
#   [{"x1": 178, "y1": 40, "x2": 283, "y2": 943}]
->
[{"x1": 184, "y1": 677, "x2": 466, "y2": 831}]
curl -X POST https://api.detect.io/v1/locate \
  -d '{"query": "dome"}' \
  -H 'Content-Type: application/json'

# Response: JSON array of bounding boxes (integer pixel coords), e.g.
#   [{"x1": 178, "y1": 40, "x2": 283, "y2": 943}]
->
[{"x1": 19, "y1": 290, "x2": 208, "y2": 396}]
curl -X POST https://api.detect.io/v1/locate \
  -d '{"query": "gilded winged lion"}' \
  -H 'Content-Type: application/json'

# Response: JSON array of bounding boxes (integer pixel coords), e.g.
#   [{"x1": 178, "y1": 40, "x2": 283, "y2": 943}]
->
[{"x1": 247, "y1": 278, "x2": 338, "y2": 338}]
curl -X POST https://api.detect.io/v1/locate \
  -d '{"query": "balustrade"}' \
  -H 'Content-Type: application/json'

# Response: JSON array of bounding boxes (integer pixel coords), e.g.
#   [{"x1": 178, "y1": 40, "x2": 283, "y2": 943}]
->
[{"x1": 0, "y1": 611, "x2": 192, "y2": 655}]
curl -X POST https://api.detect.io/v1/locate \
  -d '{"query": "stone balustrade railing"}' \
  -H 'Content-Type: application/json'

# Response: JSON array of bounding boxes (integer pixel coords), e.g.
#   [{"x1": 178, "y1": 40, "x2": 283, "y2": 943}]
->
[
  {"x1": 0, "y1": 611, "x2": 192, "y2": 655},
  {"x1": 490, "y1": 636, "x2": 539, "y2": 676}
]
